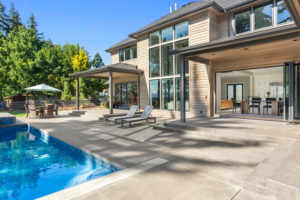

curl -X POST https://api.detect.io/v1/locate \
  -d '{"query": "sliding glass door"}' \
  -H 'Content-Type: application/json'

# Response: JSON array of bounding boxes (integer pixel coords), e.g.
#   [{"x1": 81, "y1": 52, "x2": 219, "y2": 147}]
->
[
  {"x1": 115, "y1": 82, "x2": 137, "y2": 109},
  {"x1": 295, "y1": 64, "x2": 300, "y2": 119},
  {"x1": 227, "y1": 84, "x2": 243, "y2": 102}
]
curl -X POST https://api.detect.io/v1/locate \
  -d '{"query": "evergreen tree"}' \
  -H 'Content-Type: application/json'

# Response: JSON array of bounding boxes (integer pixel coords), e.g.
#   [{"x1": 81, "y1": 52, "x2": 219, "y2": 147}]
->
[
  {"x1": 7, "y1": 3, "x2": 22, "y2": 33},
  {"x1": 0, "y1": 2, "x2": 9, "y2": 35},
  {"x1": 27, "y1": 14, "x2": 43, "y2": 40},
  {"x1": 91, "y1": 52, "x2": 104, "y2": 68}
]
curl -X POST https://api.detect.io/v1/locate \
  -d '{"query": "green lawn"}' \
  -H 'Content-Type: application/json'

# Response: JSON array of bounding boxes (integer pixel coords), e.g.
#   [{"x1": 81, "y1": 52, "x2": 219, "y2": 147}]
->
[{"x1": 0, "y1": 111, "x2": 27, "y2": 117}]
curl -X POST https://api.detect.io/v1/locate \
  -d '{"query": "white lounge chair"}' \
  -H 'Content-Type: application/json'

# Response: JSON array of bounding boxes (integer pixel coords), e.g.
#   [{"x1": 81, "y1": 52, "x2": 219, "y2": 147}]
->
[
  {"x1": 121, "y1": 106, "x2": 155, "y2": 127},
  {"x1": 108, "y1": 105, "x2": 139, "y2": 124}
]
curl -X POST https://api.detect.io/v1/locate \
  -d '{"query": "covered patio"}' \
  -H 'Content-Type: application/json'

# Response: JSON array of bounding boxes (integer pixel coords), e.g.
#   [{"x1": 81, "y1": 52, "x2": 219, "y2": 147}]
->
[
  {"x1": 70, "y1": 63, "x2": 143, "y2": 114},
  {"x1": 171, "y1": 23, "x2": 300, "y2": 122}
]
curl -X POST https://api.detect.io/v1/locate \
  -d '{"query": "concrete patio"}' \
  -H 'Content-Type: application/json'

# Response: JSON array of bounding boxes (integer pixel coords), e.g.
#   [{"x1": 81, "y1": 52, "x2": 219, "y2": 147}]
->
[{"x1": 20, "y1": 109, "x2": 300, "y2": 200}]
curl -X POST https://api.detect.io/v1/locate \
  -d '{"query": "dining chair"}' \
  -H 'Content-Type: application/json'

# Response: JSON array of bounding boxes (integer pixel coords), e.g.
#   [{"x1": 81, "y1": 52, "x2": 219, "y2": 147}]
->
[
  {"x1": 263, "y1": 98, "x2": 276, "y2": 115},
  {"x1": 248, "y1": 97, "x2": 261, "y2": 114}
]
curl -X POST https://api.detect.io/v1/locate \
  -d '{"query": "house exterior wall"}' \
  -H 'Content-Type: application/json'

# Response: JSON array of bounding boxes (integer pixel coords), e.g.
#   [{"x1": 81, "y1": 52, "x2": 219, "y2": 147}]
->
[{"x1": 107, "y1": 1, "x2": 297, "y2": 119}]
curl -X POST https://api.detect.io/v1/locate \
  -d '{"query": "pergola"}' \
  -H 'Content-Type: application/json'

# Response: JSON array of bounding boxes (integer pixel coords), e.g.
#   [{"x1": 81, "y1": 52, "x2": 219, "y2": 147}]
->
[{"x1": 70, "y1": 63, "x2": 143, "y2": 114}]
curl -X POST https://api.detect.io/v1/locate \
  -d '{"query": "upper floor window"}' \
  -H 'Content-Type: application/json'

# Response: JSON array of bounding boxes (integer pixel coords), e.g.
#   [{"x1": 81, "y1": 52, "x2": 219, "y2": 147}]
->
[
  {"x1": 125, "y1": 46, "x2": 137, "y2": 60},
  {"x1": 235, "y1": 9, "x2": 251, "y2": 34},
  {"x1": 234, "y1": 1, "x2": 293, "y2": 35},
  {"x1": 149, "y1": 31, "x2": 160, "y2": 46},
  {"x1": 277, "y1": 0, "x2": 292, "y2": 24},
  {"x1": 175, "y1": 21, "x2": 189, "y2": 39},
  {"x1": 119, "y1": 45, "x2": 137, "y2": 62},
  {"x1": 255, "y1": 2, "x2": 273, "y2": 30},
  {"x1": 149, "y1": 47, "x2": 160, "y2": 78},
  {"x1": 119, "y1": 50, "x2": 125, "y2": 62},
  {"x1": 162, "y1": 26, "x2": 173, "y2": 43}
]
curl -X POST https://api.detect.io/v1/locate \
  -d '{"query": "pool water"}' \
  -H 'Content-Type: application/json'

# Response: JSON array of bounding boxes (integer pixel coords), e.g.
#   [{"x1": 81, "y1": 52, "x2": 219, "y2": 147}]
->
[{"x1": 0, "y1": 125, "x2": 119, "y2": 200}]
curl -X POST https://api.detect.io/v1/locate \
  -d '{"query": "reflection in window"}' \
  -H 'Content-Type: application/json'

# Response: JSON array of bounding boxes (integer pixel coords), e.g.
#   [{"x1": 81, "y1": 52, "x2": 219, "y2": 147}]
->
[
  {"x1": 150, "y1": 80, "x2": 160, "y2": 109},
  {"x1": 162, "y1": 43, "x2": 173, "y2": 76},
  {"x1": 115, "y1": 83, "x2": 121, "y2": 106},
  {"x1": 125, "y1": 46, "x2": 137, "y2": 60},
  {"x1": 162, "y1": 79, "x2": 174, "y2": 110},
  {"x1": 235, "y1": 9, "x2": 251, "y2": 34},
  {"x1": 119, "y1": 50, "x2": 125, "y2": 62},
  {"x1": 149, "y1": 47, "x2": 160, "y2": 77},
  {"x1": 149, "y1": 31, "x2": 160, "y2": 46},
  {"x1": 175, "y1": 39, "x2": 189, "y2": 74},
  {"x1": 277, "y1": 0, "x2": 292, "y2": 24},
  {"x1": 255, "y1": 3, "x2": 273, "y2": 30},
  {"x1": 175, "y1": 21, "x2": 188, "y2": 39},
  {"x1": 175, "y1": 77, "x2": 190, "y2": 111},
  {"x1": 162, "y1": 26, "x2": 173, "y2": 42}
]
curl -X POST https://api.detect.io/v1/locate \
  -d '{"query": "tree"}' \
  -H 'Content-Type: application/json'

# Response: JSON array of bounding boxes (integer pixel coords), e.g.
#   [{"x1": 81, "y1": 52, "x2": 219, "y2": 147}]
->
[
  {"x1": 27, "y1": 14, "x2": 43, "y2": 41},
  {"x1": 91, "y1": 52, "x2": 104, "y2": 68},
  {"x1": 7, "y1": 3, "x2": 22, "y2": 33},
  {"x1": 61, "y1": 80, "x2": 73, "y2": 102},
  {"x1": 71, "y1": 49, "x2": 89, "y2": 72},
  {"x1": 0, "y1": 2, "x2": 9, "y2": 35}
]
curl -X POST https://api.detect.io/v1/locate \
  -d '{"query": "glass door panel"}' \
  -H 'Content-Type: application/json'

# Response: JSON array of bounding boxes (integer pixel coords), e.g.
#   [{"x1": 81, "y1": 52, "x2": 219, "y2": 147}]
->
[
  {"x1": 236, "y1": 84, "x2": 243, "y2": 102},
  {"x1": 295, "y1": 64, "x2": 300, "y2": 119},
  {"x1": 227, "y1": 85, "x2": 234, "y2": 100}
]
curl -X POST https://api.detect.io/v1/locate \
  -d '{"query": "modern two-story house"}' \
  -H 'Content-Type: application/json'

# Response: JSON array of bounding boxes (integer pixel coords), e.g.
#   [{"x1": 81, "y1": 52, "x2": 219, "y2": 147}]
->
[{"x1": 71, "y1": 0, "x2": 300, "y2": 122}]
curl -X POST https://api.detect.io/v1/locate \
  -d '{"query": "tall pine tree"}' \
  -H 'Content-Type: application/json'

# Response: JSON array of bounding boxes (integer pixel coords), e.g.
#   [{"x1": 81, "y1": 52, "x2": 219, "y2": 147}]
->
[
  {"x1": 7, "y1": 3, "x2": 22, "y2": 33},
  {"x1": 91, "y1": 52, "x2": 104, "y2": 68},
  {"x1": 0, "y1": 2, "x2": 9, "y2": 35}
]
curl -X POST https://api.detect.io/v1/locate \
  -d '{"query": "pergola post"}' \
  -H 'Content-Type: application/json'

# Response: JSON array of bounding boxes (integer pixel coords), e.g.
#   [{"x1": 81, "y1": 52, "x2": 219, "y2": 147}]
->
[
  {"x1": 180, "y1": 56, "x2": 186, "y2": 123},
  {"x1": 109, "y1": 71, "x2": 113, "y2": 114},
  {"x1": 76, "y1": 77, "x2": 80, "y2": 110},
  {"x1": 138, "y1": 75, "x2": 141, "y2": 111}
]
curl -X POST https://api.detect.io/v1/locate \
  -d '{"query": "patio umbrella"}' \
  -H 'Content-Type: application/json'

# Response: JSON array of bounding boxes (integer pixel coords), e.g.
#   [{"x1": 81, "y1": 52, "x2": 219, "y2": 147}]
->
[{"x1": 24, "y1": 84, "x2": 61, "y2": 92}]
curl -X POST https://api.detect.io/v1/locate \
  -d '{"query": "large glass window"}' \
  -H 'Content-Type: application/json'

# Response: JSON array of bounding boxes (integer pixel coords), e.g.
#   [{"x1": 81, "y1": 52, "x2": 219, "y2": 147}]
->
[
  {"x1": 149, "y1": 47, "x2": 160, "y2": 77},
  {"x1": 162, "y1": 26, "x2": 173, "y2": 43},
  {"x1": 175, "y1": 77, "x2": 190, "y2": 111},
  {"x1": 175, "y1": 21, "x2": 188, "y2": 39},
  {"x1": 149, "y1": 31, "x2": 160, "y2": 46},
  {"x1": 125, "y1": 46, "x2": 137, "y2": 60},
  {"x1": 175, "y1": 39, "x2": 189, "y2": 74},
  {"x1": 162, "y1": 43, "x2": 173, "y2": 76},
  {"x1": 277, "y1": 0, "x2": 292, "y2": 24},
  {"x1": 150, "y1": 80, "x2": 160, "y2": 109},
  {"x1": 119, "y1": 50, "x2": 125, "y2": 62},
  {"x1": 162, "y1": 79, "x2": 174, "y2": 110},
  {"x1": 255, "y1": 3, "x2": 273, "y2": 30},
  {"x1": 235, "y1": 9, "x2": 251, "y2": 34}
]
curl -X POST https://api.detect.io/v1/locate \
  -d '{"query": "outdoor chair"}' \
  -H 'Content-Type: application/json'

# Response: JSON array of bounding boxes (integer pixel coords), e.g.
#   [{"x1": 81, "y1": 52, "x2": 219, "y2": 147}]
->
[
  {"x1": 108, "y1": 105, "x2": 138, "y2": 125},
  {"x1": 248, "y1": 97, "x2": 262, "y2": 114},
  {"x1": 263, "y1": 98, "x2": 276, "y2": 115},
  {"x1": 45, "y1": 104, "x2": 54, "y2": 118},
  {"x1": 121, "y1": 106, "x2": 155, "y2": 128},
  {"x1": 54, "y1": 104, "x2": 59, "y2": 116}
]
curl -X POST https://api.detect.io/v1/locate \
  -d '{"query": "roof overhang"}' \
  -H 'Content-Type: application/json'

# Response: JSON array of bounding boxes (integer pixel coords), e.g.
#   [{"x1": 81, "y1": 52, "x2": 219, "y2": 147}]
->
[
  {"x1": 284, "y1": 0, "x2": 300, "y2": 26},
  {"x1": 69, "y1": 63, "x2": 143, "y2": 79},
  {"x1": 128, "y1": 2, "x2": 224, "y2": 38},
  {"x1": 170, "y1": 24, "x2": 300, "y2": 59}
]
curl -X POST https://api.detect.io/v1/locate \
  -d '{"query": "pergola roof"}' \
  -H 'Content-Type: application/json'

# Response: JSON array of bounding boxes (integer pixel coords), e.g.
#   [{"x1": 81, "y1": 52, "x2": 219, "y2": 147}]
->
[{"x1": 70, "y1": 63, "x2": 143, "y2": 79}]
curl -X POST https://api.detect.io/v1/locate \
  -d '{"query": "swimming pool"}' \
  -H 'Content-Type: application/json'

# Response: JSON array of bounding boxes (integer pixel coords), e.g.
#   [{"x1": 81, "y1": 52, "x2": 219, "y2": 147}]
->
[{"x1": 0, "y1": 125, "x2": 119, "y2": 200}]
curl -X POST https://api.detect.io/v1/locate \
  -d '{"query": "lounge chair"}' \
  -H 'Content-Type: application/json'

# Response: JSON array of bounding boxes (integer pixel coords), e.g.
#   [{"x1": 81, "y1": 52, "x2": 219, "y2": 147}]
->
[
  {"x1": 108, "y1": 105, "x2": 138, "y2": 124},
  {"x1": 121, "y1": 106, "x2": 155, "y2": 127}
]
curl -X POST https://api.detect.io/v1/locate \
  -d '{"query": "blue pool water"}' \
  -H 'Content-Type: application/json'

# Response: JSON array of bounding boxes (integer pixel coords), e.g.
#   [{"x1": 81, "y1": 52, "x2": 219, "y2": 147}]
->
[{"x1": 0, "y1": 125, "x2": 119, "y2": 200}]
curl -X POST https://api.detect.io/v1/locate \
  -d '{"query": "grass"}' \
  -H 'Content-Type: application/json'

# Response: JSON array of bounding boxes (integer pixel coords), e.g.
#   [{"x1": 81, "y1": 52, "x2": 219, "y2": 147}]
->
[{"x1": 0, "y1": 111, "x2": 27, "y2": 117}]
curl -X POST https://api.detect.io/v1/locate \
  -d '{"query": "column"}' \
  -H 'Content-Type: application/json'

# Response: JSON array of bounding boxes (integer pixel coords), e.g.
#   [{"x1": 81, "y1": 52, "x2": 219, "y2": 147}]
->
[
  {"x1": 180, "y1": 56, "x2": 186, "y2": 122},
  {"x1": 109, "y1": 71, "x2": 113, "y2": 114},
  {"x1": 76, "y1": 77, "x2": 80, "y2": 110},
  {"x1": 138, "y1": 75, "x2": 141, "y2": 111}
]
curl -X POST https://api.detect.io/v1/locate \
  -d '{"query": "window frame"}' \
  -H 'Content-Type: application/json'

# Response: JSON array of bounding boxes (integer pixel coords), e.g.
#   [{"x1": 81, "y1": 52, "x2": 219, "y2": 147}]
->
[
  {"x1": 119, "y1": 45, "x2": 137, "y2": 62},
  {"x1": 234, "y1": 8, "x2": 252, "y2": 35},
  {"x1": 175, "y1": 21, "x2": 189, "y2": 39},
  {"x1": 276, "y1": 0, "x2": 293, "y2": 25}
]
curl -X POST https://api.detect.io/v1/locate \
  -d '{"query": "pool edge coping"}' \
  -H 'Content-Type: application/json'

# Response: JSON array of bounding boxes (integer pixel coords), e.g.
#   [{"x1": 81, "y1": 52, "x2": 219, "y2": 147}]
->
[{"x1": 36, "y1": 158, "x2": 168, "y2": 200}]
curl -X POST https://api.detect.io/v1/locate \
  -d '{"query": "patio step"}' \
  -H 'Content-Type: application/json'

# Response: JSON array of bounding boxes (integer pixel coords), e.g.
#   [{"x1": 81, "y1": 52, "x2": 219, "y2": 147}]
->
[
  {"x1": 68, "y1": 111, "x2": 86, "y2": 117},
  {"x1": 163, "y1": 121, "x2": 296, "y2": 143}
]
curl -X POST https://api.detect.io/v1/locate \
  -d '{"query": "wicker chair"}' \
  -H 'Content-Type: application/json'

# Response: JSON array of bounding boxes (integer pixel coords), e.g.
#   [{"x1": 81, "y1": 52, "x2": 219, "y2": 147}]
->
[{"x1": 45, "y1": 104, "x2": 54, "y2": 118}]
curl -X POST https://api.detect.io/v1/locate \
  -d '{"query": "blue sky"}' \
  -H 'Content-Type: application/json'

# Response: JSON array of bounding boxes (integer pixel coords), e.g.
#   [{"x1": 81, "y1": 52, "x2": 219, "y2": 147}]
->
[{"x1": 2, "y1": 0, "x2": 193, "y2": 65}]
